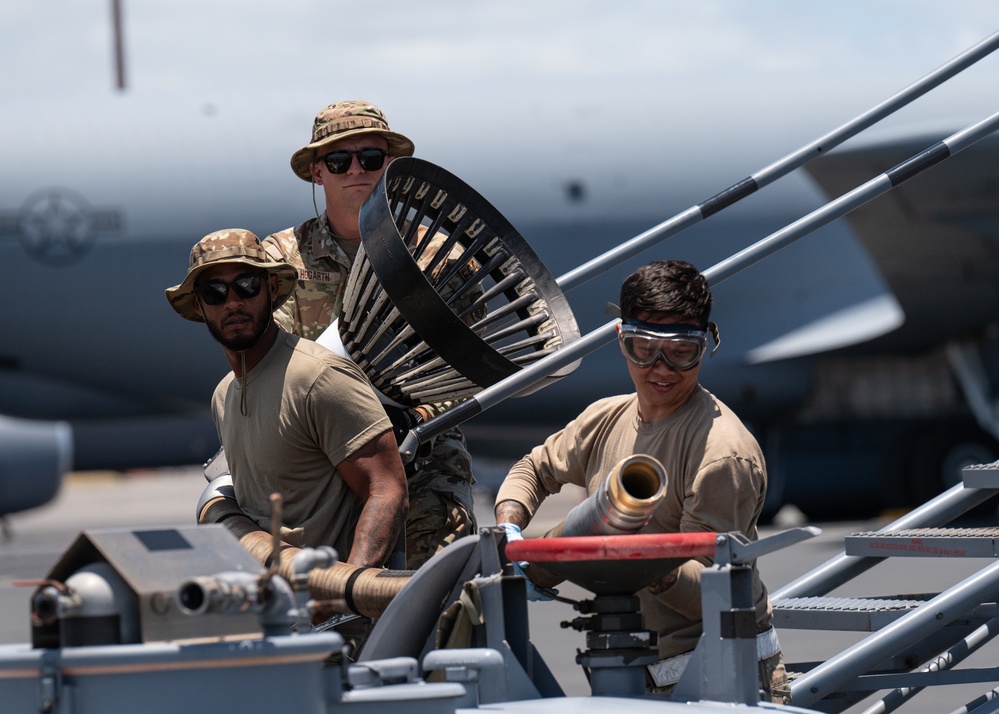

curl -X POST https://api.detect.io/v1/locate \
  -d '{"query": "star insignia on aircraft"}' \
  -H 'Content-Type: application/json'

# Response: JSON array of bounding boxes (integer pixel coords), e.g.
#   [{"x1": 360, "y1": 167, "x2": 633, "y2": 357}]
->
[{"x1": 0, "y1": 188, "x2": 123, "y2": 266}]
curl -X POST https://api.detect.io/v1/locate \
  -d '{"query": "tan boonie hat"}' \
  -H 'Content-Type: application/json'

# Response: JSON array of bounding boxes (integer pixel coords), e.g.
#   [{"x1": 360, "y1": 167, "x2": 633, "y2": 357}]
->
[
  {"x1": 290, "y1": 100, "x2": 415, "y2": 181},
  {"x1": 165, "y1": 229, "x2": 298, "y2": 322}
]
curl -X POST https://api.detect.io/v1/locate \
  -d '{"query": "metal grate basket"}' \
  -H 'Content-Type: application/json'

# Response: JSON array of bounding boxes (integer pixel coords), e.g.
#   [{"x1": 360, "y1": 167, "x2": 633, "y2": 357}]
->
[{"x1": 340, "y1": 157, "x2": 580, "y2": 408}]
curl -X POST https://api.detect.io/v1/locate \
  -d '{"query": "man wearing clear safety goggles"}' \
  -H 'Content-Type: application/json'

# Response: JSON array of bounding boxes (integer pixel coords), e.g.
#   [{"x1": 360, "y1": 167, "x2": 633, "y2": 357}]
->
[
  {"x1": 617, "y1": 319, "x2": 719, "y2": 371},
  {"x1": 616, "y1": 317, "x2": 720, "y2": 422},
  {"x1": 495, "y1": 260, "x2": 787, "y2": 703}
]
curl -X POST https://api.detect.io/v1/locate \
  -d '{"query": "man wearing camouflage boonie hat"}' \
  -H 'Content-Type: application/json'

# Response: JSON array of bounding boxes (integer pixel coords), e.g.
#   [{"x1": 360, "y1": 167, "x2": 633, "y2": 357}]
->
[
  {"x1": 262, "y1": 100, "x2": 478, "y2": 570},
  {"x1": 166, "y1": 228, "x2": 409, "y2": 569}
]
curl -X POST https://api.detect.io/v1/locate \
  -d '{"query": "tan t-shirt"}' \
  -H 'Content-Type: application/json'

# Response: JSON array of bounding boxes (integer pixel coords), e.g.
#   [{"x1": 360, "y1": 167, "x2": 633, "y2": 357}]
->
[
  {"x1": 212, "y1": 330, "x2": 391, "y2": 557},
  {"x1": 496, "y1": 388, "x2": 771, "y2": 659}
]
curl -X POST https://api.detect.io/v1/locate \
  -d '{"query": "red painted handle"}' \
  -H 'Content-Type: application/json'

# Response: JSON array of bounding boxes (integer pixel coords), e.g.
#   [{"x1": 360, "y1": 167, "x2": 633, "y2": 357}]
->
[{"x1": 505, "y1": 532, "x2": 717, "y2": 563}]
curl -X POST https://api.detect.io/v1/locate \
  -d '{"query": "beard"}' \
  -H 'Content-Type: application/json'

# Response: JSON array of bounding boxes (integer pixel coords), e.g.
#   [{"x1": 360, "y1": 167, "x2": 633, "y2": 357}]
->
[{"x1": 205, "y1": 308, "x2": 271, "y2": 351}]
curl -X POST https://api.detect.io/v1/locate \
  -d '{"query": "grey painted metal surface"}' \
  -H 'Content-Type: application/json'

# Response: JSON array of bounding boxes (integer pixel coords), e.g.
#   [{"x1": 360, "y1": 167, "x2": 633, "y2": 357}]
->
[
  {"x1": 772, "y1": 481, "x2": 999, "y2": 602},
  {"x1": 845, "y1": 529, "x2": 999, "y2": 559},
  {"x1": 780, "y1": 462, "x2": 999, "y2": 712},
  {"x1": 774, "y1": 597, "x2": 928, "y2": 632},
  {"x1": 0, "y1": 522, "x2": 820, "y2": 713}
]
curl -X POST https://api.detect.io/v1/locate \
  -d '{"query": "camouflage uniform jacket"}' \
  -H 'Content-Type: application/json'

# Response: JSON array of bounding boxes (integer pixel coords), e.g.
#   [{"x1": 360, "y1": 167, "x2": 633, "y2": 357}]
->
[
  {"x1": 263, "y1": 215, "x2": 352, "y2": 342},
  {"x1": 263, "y1": 215, "x2": 483, "y2": 418}
]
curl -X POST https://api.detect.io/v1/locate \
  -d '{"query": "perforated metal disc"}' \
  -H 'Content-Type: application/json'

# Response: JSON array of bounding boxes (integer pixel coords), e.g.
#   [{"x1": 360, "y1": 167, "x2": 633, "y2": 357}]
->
[{"x1": 340, "y1": 157, "x2": 580, "y2": 407}]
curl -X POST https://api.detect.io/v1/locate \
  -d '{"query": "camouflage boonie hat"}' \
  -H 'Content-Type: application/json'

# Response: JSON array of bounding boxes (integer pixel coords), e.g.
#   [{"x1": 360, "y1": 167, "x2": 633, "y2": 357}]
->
[
  {"x1": 290, "y1": 100, "x2": 415, "y2": 181},
  {"x1": 165, "y1": 229, "x2": 298, "y2": 322}
]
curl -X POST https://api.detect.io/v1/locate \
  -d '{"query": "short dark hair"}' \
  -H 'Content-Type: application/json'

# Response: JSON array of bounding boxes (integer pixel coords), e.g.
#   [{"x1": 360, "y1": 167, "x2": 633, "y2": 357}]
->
[{"x1": 619, "y1": 260, "x2": 712, "y2": 325}]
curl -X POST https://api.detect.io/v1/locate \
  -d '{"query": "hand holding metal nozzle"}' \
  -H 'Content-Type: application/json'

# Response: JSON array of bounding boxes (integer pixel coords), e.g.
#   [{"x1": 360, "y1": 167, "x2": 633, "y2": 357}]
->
[
  {"x1": 261, "y1": 491, "x2": 340, "y2": 623},
  {"x1": 557, "y1": 455, "x2": 667, "y2": 538},
  {"x1": 186, "y1": 489, "x2": 341, "y2": 633},
  {"x1": 504, "y1": 455, "x2": 668, "y2": 596},
  {"x1": 199, "y1": 495, "x2": 412, "y2": 618}
]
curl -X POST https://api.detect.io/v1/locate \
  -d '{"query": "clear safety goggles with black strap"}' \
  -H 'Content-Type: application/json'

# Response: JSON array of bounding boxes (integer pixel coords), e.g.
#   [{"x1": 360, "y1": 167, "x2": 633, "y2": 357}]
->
[{"x1": 618, "y1": 319, "x2": 720, "y2": 371}]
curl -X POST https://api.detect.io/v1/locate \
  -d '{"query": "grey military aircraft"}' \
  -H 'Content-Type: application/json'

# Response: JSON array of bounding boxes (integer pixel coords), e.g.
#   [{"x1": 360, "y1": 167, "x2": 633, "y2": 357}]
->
[{"x1": 3, "y1": 2, "x2": 999, "y2": 523}]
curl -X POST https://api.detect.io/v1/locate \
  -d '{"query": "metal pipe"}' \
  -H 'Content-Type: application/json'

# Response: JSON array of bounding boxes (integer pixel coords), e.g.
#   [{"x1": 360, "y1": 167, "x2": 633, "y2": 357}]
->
[
  {"x1": 200, "y1": 498, "x2": 412, "y2": 618},
  {"x1": 177, "y1": 569, "x2": 312, "y2": 636},
  {"x1": 559, "y1": 455, "x2": 667, "y2": 537},
  {"x1": 556, "y1": 29, "x2": 999, "y2": 292},
  {"x1": 111, "y1": 0, "x2": 127, "y2": 91},
  {"x1": 861, "y1": 617, "x2": 999, "y2": 714},
  {"x1": 400, "y1": 110, "x2": 999, "y2": 460},
  {"x1": 706, "y1": 110, "x2": 999, "y2": 285},
  {"x1": 952, "y1": 687, "x2": 999, "y2": 714},
  {"x1": 177, "y1": 574, "x2": 256, "y2": 617},
  {"x1": 522, "y1": 455, "x2": 666, "y2": 589}
]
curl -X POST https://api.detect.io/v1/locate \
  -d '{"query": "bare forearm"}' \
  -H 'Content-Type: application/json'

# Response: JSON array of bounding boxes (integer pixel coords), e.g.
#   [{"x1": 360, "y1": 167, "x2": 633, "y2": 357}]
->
[
  {"x1": 346, "y1": 493, "x2": 407, "y2": 567},
  {"x1": 494, "y1": 499, "x2": 531, "y2": 529},
  {"x1": 338, "y1": 430, "x2": 409, "y2": 567}
]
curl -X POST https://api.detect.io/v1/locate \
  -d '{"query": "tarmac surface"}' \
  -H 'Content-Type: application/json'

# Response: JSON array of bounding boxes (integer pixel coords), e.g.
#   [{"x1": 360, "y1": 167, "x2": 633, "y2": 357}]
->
[{"x1": 3, "y1": 461, "x2": 999, "y2": 713}]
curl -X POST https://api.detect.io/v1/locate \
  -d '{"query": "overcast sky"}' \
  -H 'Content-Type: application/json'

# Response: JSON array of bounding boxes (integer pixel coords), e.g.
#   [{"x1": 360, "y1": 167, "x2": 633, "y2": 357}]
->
[
  {"x1": 5, "y1": 2, "x2": 997, "y2": 102},
  {"x1": 3, "y1": 1, "x2": 999, "y2": 217}
]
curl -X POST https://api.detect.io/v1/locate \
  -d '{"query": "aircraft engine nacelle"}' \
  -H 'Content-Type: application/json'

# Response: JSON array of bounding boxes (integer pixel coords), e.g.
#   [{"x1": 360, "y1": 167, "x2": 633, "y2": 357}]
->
[{"x1": 0, "y1": 416, "x2": 72, "y2": 516}]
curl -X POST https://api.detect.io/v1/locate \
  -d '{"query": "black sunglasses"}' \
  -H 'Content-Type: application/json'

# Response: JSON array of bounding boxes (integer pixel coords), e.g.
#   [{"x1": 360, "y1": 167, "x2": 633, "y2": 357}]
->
[
  {"x1": 321, "y1": 148, "x2": 388, "y2": 174},
  {"x1": 196, "y1": 273, "x2": 264, "y2": 305}
]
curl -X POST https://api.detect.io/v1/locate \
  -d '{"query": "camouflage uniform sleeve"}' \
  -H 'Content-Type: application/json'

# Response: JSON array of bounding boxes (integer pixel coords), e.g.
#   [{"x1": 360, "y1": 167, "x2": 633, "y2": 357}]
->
[
  {"x1": 271, "y1": 294, "x2": 297, "y2": 334},
  {"x1": 262, "y1": 229, "x2": 299, "y2": 335}
]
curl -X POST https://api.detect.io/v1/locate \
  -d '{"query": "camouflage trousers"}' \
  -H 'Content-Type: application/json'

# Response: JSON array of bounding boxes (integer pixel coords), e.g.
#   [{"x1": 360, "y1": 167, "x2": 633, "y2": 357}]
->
[
  {"x1": 404, "y1": 427, "x2": 477, "y2": 570},
  {"x1": 762, "y1": 652, "x2": 792, "y2": 705}
]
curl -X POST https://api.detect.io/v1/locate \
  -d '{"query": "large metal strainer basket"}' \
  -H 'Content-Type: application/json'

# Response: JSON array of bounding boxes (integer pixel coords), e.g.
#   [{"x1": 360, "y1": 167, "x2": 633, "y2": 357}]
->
[{"x1": 340, "y1": 157, "x2": 580, "y2": 407}]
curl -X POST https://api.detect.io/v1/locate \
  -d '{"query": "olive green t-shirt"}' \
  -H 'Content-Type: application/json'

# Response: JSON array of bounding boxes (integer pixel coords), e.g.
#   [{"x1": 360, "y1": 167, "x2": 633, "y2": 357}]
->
[
  {"x1": 212, "y1": 330, "x2": 391, "y2": 557},
  {"x1": 496, "y1": 388, "x2": 771, "y2": 659}
]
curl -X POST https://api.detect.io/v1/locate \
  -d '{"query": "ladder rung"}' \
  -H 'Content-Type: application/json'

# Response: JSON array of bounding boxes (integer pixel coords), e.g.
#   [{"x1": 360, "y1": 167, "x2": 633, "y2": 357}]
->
[
  {"x1": 845, "y1": 528, "x2": 999, "y2": 558},
  {"x1": 773, "y1": 596, "x2": 926, "y2": 631},
  {"x1": 962, "y1": 460, "x2": 999, "y2": 489}
]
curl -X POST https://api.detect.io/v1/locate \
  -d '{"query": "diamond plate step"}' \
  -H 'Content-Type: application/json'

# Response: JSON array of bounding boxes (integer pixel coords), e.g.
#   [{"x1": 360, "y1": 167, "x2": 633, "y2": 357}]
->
[
  {"x1": 844, "y1": 528, "x2": 999, "y2": 558},
  {"x1": 772, "y1": 596, "x2": 927, "y2": 631}
]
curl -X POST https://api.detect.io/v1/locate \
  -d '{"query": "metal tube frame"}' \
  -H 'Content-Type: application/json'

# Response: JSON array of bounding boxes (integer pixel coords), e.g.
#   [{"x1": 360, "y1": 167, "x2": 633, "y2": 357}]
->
[
  {"x1": 861, "y1": 618, "x2": 999, "y2": 714},
  {"x1": 791, "y1": 560, "x2": 999, "y2": 708},
  {"x1": 401, "y1": 110, "x2": 999, "y2": 460},
  {"x1": 556, "y1": 30, "x2": 999, "y2": 292},
  {"x1": 772, "y1": 483, "x2": 999, "y2": 601}
]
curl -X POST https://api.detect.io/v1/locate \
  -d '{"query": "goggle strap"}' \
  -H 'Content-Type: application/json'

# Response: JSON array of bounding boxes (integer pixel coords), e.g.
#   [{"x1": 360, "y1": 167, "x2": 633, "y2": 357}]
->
[
  {"x1": 624, "y1": 317, "x2": 704, "y2": 333},
  {"x1": 707, "y1": 321, "x2": 720, "y2": 356}
]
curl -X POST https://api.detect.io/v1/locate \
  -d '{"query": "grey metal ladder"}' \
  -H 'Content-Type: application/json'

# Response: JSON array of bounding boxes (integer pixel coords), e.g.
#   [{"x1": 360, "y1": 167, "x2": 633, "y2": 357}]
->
[{"x1": 773, "y1": 461, "x2": 999, "y2": 713}]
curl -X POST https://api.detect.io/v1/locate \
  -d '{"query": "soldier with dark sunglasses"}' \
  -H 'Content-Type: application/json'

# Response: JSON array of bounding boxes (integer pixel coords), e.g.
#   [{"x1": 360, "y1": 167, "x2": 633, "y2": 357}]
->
[
  {"x1": 262, "y1": 101, "x2": 478, "y2": 570},
  {"x1": 494, "y1": 260, "x2": 790, "y2": 704},
  {"x1": 166, "y1": 229, "x2": 408, "y2": 572}
]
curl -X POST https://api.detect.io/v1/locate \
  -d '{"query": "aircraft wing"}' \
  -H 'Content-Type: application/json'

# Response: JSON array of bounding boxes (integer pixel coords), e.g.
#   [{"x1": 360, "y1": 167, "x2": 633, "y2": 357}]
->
[
  {"x1": 802, "y1": 127, "x2": 999, "y2": 353},
  {"x1": 0, "y1": 416, "x2": 71, "y2": 516}
]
